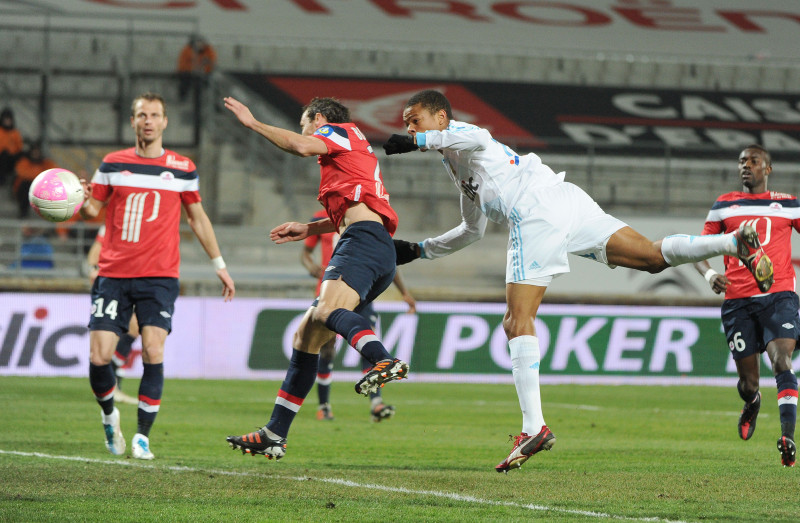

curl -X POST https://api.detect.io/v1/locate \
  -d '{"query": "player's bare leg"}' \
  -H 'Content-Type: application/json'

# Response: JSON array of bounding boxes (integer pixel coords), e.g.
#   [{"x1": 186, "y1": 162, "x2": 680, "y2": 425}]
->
[
  {"x1": 496, "y1": 283, "x2": 555, "y2": 472},
  {"x1": 316, "y1": 278, "x2": 408, "y2": 395},
  {"x1": 607, "y1": 225, "x2": 772, "y2": 291},
  {"x1": 605, "y1": 226, "x2": 670, "y2": 273}
]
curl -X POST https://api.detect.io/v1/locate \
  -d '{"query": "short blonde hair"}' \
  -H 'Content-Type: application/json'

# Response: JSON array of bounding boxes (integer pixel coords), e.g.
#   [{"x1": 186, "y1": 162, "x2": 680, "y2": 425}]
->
[{"x1": 131, "y1": 92, "x2": 167, "y2": 117}]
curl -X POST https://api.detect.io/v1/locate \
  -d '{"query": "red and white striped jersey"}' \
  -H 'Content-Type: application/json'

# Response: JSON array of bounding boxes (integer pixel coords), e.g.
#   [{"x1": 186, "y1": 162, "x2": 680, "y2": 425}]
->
[
  {"x1": 91, "y1": 148, "x2": 201, "y2": 278},
  {"x1": 312, "y1": 123, "x2": 398, "y2": 236},
  {"x1": 703, "y1": 191, "x2": 800, "y2": 299}
]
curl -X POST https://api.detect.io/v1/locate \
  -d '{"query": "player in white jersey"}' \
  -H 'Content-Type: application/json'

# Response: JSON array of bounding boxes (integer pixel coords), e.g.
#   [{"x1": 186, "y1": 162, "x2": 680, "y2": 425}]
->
[{"x1": 384, "y1": 89, "x2": 774, "y2": 473}]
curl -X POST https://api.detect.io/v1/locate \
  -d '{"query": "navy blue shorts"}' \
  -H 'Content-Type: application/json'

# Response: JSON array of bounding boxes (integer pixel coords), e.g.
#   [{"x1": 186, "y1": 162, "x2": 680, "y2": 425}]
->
[
  {"x1": 321, "y1": 220, "x2": 395, "y2": 313},
  {"x1": 721, "y1": 291, "x2": 800, "y2": 360},
  {"x1": 89, "y1": 277, "x2": 180, "y2": 335}
]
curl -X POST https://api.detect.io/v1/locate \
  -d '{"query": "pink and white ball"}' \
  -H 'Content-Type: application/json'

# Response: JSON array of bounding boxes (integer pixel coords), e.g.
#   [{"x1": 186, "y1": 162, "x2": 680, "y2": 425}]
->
[{"x1": 28, "y1": 168, "x2": 84, "y2": 222}]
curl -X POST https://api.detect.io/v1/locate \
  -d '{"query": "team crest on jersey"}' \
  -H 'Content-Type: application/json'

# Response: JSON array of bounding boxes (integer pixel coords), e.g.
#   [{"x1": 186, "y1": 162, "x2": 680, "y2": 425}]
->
[
  {"x1": 315, "y1": 125, "x2": 351, "y2": 151},
  {"x1": 160, "y1": 171, "x2": 175, "y2": 181}
]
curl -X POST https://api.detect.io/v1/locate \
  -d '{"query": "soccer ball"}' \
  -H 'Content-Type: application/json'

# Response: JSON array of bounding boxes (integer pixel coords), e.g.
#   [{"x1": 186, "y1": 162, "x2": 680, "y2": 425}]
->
[{"x1": 28, "y1": 168, "x2": 84, "y2": 222}]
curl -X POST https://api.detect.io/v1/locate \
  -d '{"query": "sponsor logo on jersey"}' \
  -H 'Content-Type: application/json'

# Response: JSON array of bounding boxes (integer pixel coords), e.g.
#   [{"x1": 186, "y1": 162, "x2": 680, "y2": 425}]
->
[
  {"x1": 770, "y1": 202, "x2": 783, "y2": 210},
  {"x1": 121, "y1": 191, "x2": 161, "y2": 243},
  {"x1": 165, "y1": 154, "x2": 190, "y2": 170},
  {"x1": 160, "y1": 171, "x2": 175, "y2": 181},
  {"x1": 122, "y1": 170, "x2": 133, "y2": 176},
  {"x1": 460, "y1": 177, "x2": 479, "y2": 201}
]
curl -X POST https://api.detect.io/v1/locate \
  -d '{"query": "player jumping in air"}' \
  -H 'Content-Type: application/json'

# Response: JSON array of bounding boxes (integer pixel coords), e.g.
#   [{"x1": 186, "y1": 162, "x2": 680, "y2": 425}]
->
[
  {"x1": 385, "y1": 89, "x2": 774, "y2": 473},
  {"x1": 224, "y1": 96, "x2": 409, "y2": 460}
]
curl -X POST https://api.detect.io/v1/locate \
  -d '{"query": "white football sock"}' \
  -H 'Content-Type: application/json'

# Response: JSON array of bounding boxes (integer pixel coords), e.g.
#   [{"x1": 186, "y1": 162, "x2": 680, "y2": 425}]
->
[
  {"x1": 660, "y1": 233, "x2": 736, "y2": 266},
  {"x1": 102, "y1": 408, "x2": 118, "y2": 425},
  {"x1": 509, "y1": 335, "x2": 545, "y2": 435},
  {"x1": 265, "y1": 427, "x2": 283, "y2": 440}
]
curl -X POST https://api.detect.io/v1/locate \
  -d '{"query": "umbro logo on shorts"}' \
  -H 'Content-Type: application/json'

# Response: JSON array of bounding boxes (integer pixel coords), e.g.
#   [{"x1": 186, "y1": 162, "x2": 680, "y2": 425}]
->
[
  {"x1": 783, "y1": 323, "x2": 794, "y2": 329},
  {"x1": 325, "y1": 265, "x2": 336, "y2": 272},
  {"x1": 160, "y1": 311, "x2": 171, "y2": 318}
]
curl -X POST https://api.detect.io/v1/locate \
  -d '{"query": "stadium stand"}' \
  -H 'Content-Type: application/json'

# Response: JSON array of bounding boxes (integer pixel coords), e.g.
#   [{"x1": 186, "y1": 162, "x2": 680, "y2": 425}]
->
[{"x1": 2, "y1": 4, "x2": 800, "y2": 301}]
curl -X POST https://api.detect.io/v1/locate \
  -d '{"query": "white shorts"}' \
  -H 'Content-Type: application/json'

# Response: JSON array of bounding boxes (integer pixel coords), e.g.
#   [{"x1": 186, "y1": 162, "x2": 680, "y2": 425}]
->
[{"x1": 506, "y1": 182, "x2": 627, "y2": 284}]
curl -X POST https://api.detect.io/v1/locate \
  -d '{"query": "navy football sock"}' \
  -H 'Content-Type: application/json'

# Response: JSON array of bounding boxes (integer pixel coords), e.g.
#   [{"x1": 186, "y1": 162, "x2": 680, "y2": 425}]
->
[
  {"x1": 89, "y1": 362, "x2": 117, "y2": 415},
  {"x1": 137, "y1": 363, "x2": 164, "y2": 437},
  {"x1": 266, "y1": 349, "x2": 319, "y2": 438},
  {"x1": 325, "y1": 308, "x2": 391, "y2": 364},
  {"x1": 317, "y1": 354, "x2": 333, "y2": 406},
  {"x1": 776, "y1": 370, "x2": 798, "y2": 440},
  {"x1": 111, "y1": 333, "x2": 136, "y2": 390},
  {"x1": 114, "y1": 333, "x2": 136, "y2": 360}
]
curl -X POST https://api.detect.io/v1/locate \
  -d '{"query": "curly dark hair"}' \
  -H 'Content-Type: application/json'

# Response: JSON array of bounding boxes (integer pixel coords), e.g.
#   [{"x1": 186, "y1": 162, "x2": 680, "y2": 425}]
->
[
  {"x1": 404, "y1": 90, "x2": 453, "y2": 120},
  {"x1": 303, "y1": 97, "x2": 350, "y2": 124}
]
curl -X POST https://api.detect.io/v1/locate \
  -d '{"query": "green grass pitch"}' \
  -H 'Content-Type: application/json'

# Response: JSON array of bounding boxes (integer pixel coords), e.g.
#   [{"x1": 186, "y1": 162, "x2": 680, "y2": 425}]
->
[{"x1": 0, "y1": 376, "x2": 795, "y2": 522}]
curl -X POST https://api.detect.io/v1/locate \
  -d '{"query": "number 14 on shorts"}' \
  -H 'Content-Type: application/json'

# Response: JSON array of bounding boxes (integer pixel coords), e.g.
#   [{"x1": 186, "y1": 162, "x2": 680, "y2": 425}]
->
[{"x1": 92, "y1": 297, "x2": 119, "y2": 320}]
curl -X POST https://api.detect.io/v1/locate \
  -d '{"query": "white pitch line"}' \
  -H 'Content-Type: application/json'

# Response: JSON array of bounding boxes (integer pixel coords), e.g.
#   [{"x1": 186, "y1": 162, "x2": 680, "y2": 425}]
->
[{"x1": 0, "y1": 449, "x2": 688, "y2": 523}]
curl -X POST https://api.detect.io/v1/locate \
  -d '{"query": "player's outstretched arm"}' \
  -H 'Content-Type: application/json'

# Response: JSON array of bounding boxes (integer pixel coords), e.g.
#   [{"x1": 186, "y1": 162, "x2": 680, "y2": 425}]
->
[
  {"x1": 223, "y1": 96, "x2": 258, "y2": 128},
  {"x1": 394, "y1": 239, "x2": 421, "y2": 265},
  {"x1": 223, "y1": 96, "x2": 327, "y2": 157},
  {"x1": 270, "y1": 222, "x2": 310, "y2": 244},
  {"x1": 271, "y1": 218, "x2": 336, "y2": 244},
  {"x1": 185, "y1": 202, "x2": 236, "y2": 301},
  {"x1": 383, "y1": 134, "x2": 419, "y2": 155}
]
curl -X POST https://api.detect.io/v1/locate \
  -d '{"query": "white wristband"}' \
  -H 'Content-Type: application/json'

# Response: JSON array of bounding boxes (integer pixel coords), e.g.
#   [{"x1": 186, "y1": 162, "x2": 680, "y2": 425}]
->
[
  {"x1": 703, "y1": 268, "x2": 719, "y2": 283},
  {"x1": 211, "y1": 256, "x2": 226, "y2": 270}
]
